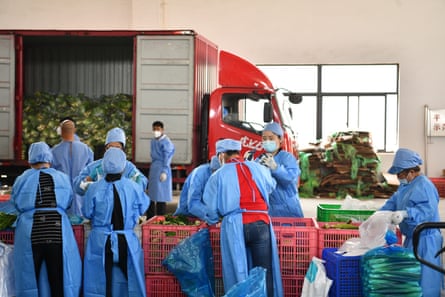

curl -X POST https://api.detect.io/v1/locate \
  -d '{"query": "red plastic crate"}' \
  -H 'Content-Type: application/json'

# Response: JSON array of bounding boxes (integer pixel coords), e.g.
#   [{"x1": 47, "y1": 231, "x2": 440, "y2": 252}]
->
[
  {"x1": 282, "y1": 276, "x2": 305, "y2": 297},
  {"x1": 0, "y1": 229, "x2": 14, "y2": 244},
  {"x1": 322, "y1": 248, "x2": 363, "y2": 297},
  {"x1": 272, "y1": 218, "x2": 318, "y2": 278},
  {"x1": 0, "y1": 194, "x2": 10, "y2": 201},
  {"x1": 430, "y1": 177, "x2": 445, "y2": 197},
  {"x1": 208, "y1": 224, "x2": 223, "y2": 278},
  {"x1": 141, "y1": 216, "x2": 203, "y2": 274},
  {"x1": 72, "y1": 224, "x2": 84, "y2": 259},
  {"x1": 316, "y1": 222, "x2": 360, "y2": 258},
  {"x1": 145, "y1": 275, "x2": 185, "y2": 297}
]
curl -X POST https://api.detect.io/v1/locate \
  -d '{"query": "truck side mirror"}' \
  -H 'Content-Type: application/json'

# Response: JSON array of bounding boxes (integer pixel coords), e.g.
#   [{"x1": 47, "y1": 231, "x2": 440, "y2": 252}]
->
[
  {"x1": 263, "y1": 102, "x2": 273, "y2": 122},
  {"x1": 284, "y1": 92, "x2": 303, "y2": 104}
]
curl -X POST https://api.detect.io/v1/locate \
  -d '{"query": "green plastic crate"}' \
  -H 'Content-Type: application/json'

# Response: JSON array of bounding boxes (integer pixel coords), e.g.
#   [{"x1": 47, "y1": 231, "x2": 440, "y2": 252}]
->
[{"x1": 317, "y1": 204, "x2": 375, "y2": 222}]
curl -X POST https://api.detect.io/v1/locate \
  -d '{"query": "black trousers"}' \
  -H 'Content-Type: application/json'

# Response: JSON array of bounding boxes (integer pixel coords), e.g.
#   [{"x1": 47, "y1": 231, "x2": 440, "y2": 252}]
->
[
  {"x1": 104, "y1": 234, "x2": 128, "y2": 297},
  {"x1": 146, "y1": 201, "x2": 167, "y2": 218},
  {"x1": 32, "y1": 243, "x2": 64, "y2": 297}
]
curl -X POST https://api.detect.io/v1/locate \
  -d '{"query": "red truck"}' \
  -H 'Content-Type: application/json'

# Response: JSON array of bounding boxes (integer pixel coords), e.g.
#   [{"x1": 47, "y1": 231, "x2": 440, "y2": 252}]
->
[{"x1": 0, "y1": 30, "x2": 301, "y2": 185}]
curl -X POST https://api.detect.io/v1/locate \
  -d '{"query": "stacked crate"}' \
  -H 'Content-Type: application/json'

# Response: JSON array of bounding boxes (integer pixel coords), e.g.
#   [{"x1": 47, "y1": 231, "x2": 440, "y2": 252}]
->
[
  {"x1": 316, "y1": 203, "x2": 374, "y2": 257},
  {"x1": 208, "y1": 218, "x2": 318, "y2": 297},
  {"x1": 272, "y1": 217, "x2": 318, "y2": 296},
  {"x1": 142, "y1": 216, "x2": 204, "y2": 297},
  {"x1": 0, "y1": 224, "x2": 85, "y2": 258}
]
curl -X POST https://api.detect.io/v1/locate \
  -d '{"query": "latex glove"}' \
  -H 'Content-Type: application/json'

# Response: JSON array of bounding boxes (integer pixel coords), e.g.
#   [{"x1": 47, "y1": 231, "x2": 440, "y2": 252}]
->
[
  {"x1": 80, "y1": 180, "x2": 93, "y2": 191},
  {"x1": 391, "y1": 210, "x2": 408, "y2": 225},
  {"x1": 260, "y1": 154, "x2": 278, "y2": 170},
  {"x1": 160, "y1": 172, "x2": 167, "y2": 182}
]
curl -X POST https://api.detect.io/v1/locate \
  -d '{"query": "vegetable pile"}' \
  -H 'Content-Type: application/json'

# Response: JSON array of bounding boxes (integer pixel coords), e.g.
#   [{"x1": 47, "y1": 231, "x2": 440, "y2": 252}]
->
[
  {"x1": 154, "y1": 215, "x2": 201, "y2": 226},
  {"x1": 22, "y1": 92, "x2": 133, "y2": 159},
  {"x1": 0, "y1": 212, "x2": 17, "y2": 230}
]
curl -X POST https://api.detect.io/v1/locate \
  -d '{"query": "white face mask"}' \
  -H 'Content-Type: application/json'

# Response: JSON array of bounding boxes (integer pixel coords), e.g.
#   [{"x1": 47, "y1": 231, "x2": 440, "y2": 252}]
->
[
  {"x1": 398, "y1": 178, "x2": 408, "y2": 185},
  {"x1": 153, "y1": 131, "x2": 162, "y2": 138},
  {"x1": 56, "y1": 126, "x2": 62, "y2": 135}
]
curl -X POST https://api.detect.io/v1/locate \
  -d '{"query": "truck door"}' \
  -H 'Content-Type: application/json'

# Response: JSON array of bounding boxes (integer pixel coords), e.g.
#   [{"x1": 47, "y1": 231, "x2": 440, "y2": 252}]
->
[
  {"x1": 0, "y1": 35, "x2": 14, "y2": 160},
  {"x1": 134, "y1": 35, "x2": 195, "y2": 165}
]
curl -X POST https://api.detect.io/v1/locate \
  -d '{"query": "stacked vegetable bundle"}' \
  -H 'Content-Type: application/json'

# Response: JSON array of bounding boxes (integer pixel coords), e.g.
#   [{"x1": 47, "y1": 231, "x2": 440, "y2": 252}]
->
[{"x1": 22, "y1": 92, "x2": 133, "y2": 159}]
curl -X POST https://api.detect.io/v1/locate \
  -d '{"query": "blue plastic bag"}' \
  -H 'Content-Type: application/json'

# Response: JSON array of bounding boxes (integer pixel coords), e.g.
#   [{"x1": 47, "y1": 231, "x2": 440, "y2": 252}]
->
[
  {"x1": 223, "y1": 266, "x2": 267, "y2": 297},
  {"x1": 162, "y1": 228, "x2": 215, "y2": 297}
]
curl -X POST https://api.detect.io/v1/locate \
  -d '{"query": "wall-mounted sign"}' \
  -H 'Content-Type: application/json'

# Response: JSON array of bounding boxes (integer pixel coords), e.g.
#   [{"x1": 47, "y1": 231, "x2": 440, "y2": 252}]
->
[{"x1": 429, "y1": 109, "x2": 445, "y2": 136}]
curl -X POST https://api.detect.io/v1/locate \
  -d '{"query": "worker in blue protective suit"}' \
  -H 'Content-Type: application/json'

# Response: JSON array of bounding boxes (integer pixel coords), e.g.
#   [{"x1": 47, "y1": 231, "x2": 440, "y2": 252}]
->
[
  {"x1": 73, "y1": 127, "x2": 148, "y2": 196},
  {"x1": 379, "y1": 148, "x2": 443, "y2": 297},
  {"x1": 10, "y1": 142, "x2": 81, "y2": 297},
  {"x1": 51, "y1": 118, "x2": 94, "y2": 217},
  {"x1": 82, "y1": 147, "x2": 149, "y2": 297},
  {"x1": 173, "y1": 155, "x2": 220, "y2": 219},
  {"x1": 203, "y1": 139, "x2": 283, "y2": 297},
  {"x1": 256, "y1": 122, "x2": 303, "y2": 217},
  {"x1": 146, "y1": 121, "x2": 175, "y2": 217}
]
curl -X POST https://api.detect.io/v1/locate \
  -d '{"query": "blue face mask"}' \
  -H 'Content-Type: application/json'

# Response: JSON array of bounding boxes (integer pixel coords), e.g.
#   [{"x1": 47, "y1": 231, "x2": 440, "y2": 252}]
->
[{"x1": 262, "y1": 140, "x2": 277, "y2": 153}]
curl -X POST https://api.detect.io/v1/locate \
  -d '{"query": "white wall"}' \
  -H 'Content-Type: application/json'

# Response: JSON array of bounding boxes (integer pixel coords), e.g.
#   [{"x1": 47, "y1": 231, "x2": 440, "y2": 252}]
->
[{"x1": 1, "y1": 0, "x2": 444, "y2": 176}]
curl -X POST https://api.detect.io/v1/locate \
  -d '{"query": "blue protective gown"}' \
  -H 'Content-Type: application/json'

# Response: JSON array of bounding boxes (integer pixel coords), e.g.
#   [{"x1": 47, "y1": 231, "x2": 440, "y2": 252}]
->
[
  {"x1": 51, "y1": 140, "x2": 94, "y2": 217},
  {"x1": 203, "y1": 160, "x2": 283, "y2": 297},
  {"x1": 82, "y1": 177, "x2": 149, "y2": 297},
  {"x1": 174, "y1": 161, "x2": 217, "y2": 219},
  {"x1": 147, "y1": 135, "x2": 175, "y2": 202},
  {"x1": 380, "y1": 175, "x2": 443, "y2": 297},
  {"x1": 10, "y1": 167, "x2": 82, "y2": 297},
  {"x1": 257, "y1": 150, "x2": 303, "y2": 217},
  {"x1": 73, "y1": 158, "x2": 148, "y2": 195}
]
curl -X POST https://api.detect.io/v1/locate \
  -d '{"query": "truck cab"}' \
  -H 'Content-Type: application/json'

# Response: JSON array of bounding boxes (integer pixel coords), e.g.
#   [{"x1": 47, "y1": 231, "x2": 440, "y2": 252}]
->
[{"x1": 203, "y1": 51, "x2": 299, "y2": 163}]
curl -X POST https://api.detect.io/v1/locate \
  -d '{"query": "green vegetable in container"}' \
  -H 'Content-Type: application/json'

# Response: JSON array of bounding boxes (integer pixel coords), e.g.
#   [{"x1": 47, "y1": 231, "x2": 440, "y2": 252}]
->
[{"x1": 0, "y1": 212, "x2": 17, "y2": 230}]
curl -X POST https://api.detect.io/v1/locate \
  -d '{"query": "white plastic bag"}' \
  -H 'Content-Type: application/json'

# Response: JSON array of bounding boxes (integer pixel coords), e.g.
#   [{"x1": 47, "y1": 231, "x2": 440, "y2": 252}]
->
[
  {"x1": 0, "y1": 242, "x2": 15, "y2": 297},
  {"x1": 359, "y1": 210, "x2": 394, "y2": 249},
  {"x1": 301, "y1": 257, "x2": 332, "y2": 297},
  {"x1": 340, "y1": 195, "x2": 377, "y2": 210}
]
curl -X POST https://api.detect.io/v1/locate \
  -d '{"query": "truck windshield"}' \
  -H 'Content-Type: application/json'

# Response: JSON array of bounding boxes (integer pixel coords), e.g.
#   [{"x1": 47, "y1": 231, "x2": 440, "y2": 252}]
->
[{"x1": 222, "y1": 93, "x2": 269, "y2": 134}]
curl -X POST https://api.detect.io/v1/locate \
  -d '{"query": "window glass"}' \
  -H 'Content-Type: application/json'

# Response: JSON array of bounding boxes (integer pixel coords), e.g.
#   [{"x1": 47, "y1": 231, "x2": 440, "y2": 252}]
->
[
  {"x1": 259, "y1": 65, "x2": 318, "y2": 92},
  {"x1": 222, "y1": 94, "x2": 267, "y2": 133},
  {"x1": 322, "y1": 96, "x2": 348, "y2": 138},
  {"x1": 291, "y1": 96, "x2": 317, "y2": 147},
  {"x1": 258, "y1": 64, "x2": 399, "y2": 152},
  {"x1": 322, "y1": 65, "x2": 398, "y2": 93}
]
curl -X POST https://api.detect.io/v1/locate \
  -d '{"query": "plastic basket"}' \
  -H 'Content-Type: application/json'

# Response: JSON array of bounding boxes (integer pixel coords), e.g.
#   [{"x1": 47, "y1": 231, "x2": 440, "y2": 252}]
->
[
  {"x1": 72, "y1": 224, "x2": 84, "y2": 259},
  {"x1": 145, "y1": 274, "x2": 185, "y2": 297},
  {"x1": 0, "y1": 229, "x2": 14, "y2": 244},
  {"x1": 209, "y1": 218, "x2": 317, "y2": 283},
  {"x1": 208, "y1": 224, "x2": 223, "y2": 278},
  {"x1": 317, "y1": 204, "x2": 375, "y2": 222},
  {"x1": 141, "y1": 216, "x2": 203, "y2": 274},
  {"x1": 272, "y1": 218, "x2": 318, "y2": 278},
  {"x1": 322, "y1": 248, "x2": 363, "y2": 297},
  {"x1": 316, "y1": 222, "x2": 360, "y2": 258},
  {"x1": 0, "y1": 194, "x2": 10, "y2": 201},
  {"x1": 430, "y1": 177, "x2": 445, "y2": 197},
  {"x1": 282, "y1": 276, "x2": 305, "y2": 297}
]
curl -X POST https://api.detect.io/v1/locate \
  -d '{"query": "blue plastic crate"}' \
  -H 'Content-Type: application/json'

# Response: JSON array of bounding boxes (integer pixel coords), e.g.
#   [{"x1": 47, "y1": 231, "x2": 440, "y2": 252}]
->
[{"x1": 322, "y1": 248, "x2": 363, "y2": 297}]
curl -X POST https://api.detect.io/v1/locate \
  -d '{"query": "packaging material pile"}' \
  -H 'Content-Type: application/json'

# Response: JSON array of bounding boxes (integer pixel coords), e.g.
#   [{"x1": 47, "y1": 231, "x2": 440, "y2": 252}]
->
[
  {"x1": 361, "y1": 246, "x2": 421, "y2": 296},
  {"x1": 299, "y1": 131, "x2": 398, "y2": 198}
]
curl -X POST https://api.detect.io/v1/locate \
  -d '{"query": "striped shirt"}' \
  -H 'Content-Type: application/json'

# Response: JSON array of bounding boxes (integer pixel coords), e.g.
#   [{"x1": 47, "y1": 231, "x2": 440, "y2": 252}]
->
[{"x1": 31, "y1": 171, "x2": 62, "y2": 245}]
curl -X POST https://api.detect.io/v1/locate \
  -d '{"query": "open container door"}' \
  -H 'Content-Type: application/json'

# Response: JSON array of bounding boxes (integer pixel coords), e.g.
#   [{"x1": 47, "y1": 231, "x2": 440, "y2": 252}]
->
[{"x1": 0, "y1": 35, "x2": 15, "y2": 160}]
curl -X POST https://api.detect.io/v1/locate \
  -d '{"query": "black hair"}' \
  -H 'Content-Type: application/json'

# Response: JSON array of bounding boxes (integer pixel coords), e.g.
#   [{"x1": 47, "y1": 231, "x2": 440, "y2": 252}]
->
[
  {"x1": 59, "y1": 116, "x2": 76, "y2": 125},
  {"x1": 224, "y1": 150, "x2": 240, "y2": 157},
  {"x1": 152, "y1": 121, "x2": 164, "y2": 128}
]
